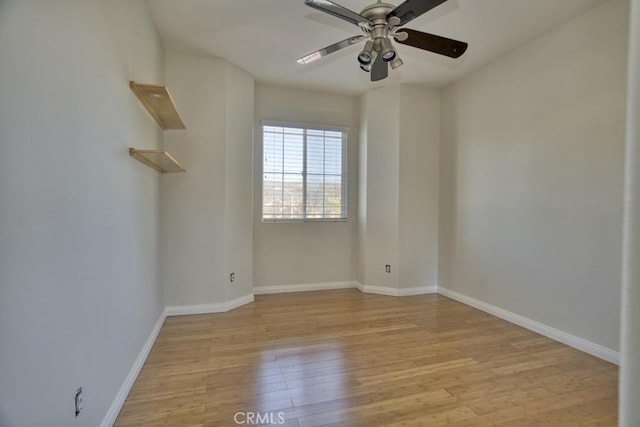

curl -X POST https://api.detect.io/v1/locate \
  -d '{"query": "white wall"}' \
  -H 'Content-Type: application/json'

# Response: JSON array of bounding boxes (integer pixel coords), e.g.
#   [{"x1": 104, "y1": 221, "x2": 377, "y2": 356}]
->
[
  {"x1": 439, "y1": 0, "x2": 628, "y2": 351},
  {"x1": 399, "y1": 86, "x2": 440, "y2": 290},
  {"x1": 223, "y1": 64, "x2": 255, "y2": 301},
  {"x1": 162, "y1": 53, "x2": 227, "y2": 306},
  {"x1": 620, "y1": 0, "x2": 640, "y2": 423},
  {"x1": 357, "y1": 96, "x2": 369, "y2": 284},
  {"x1": 162, "y1": 53, "x2": 255, "y2": 306},
  {"x1": 360, "y1": 87, "x2": 401, "y2": 288},
  {"x1": 0, "y1": 1, "x2": 165, "y2": 426},
  {"x1": 358, "y1": 85, "x2": 441, "y2": 291},
  {"x1": 253, "y1": 85, "x2": 359, "y2": 287}
]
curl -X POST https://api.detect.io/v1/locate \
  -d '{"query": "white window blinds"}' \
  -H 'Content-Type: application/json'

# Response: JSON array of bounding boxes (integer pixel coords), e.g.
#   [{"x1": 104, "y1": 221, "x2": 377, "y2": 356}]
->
[{"x1": 262, "y1": 123, "x2": 347, "y2": 222}]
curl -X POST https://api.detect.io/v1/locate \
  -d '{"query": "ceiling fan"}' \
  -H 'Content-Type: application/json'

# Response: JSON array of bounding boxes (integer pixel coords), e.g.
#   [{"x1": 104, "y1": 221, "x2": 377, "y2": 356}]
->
[{"x1": 297, "y1": 0, "x2": 468, "y2": 81}]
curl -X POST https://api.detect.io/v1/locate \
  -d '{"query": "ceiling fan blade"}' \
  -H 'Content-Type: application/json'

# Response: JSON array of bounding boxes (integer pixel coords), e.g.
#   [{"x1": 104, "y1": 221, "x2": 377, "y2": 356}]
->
[
  {"x1": 395, "y1": 28, "x2": 468, "y2": 58},
  {"x1": 371, "y1": 54, "x2": 388, "y2": 82},
  {"x1": 304, "y1": 0, "x2": 372, "y2": 27},
  {"x1": 297, "y1": 35, "x2": 366, "y2": 64},
  {"x1": 387, "y1": 0, "x2": 448, "y2": 27}
]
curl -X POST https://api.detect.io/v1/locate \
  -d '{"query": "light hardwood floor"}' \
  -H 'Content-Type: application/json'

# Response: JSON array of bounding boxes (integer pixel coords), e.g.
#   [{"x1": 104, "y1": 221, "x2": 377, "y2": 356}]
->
[{"x1": 115, "y1": 290, "x2": 618, "y2": 426}]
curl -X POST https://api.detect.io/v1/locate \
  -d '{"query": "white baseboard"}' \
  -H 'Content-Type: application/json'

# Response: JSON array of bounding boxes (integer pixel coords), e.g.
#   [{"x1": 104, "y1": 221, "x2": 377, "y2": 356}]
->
[
  {"x1": 164, "y1": 294, "x2": 254, "y2": 316},
  {"x1": 254, "y1": 281, "x2": 356, "y2": 295},
  {"x1": 398, "y1": 286, "x2": 438, "y2": 296},
  {"x1": 356, "y1": 283, "x2": 399, "y2": 296},
  {"x1": 254, "y1": 281, "x2": 437, "y2": 297},
  {"x1": 354, "y1": 282, "x2": 437, "y2": 297},
  {"x1": 437, "y1": 287, "x2": 619, "y2": 365},
  {"x1": 100, "y1": 309, "x2": 166, "y2": 427}
]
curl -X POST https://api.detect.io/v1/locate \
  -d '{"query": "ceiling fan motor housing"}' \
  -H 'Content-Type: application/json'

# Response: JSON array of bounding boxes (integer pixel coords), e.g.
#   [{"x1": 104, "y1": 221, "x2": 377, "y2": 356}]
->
[{"x1": 360, "y1": 3, "x2": 396, "y2": 42}]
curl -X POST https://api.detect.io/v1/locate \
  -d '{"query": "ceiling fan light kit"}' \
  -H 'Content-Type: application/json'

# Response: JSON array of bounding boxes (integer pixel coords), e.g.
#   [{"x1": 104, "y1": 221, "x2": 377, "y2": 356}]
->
[
  {"x1": 358, "y1": 40, "x2": 375, "y2": 64},
  {"x1": 298, "y1": 0, "x2": 468, "y2": 82},
  {"x1": 379, "y1": 37, "x2": 397, "y2": 62},
  {"x1": 390, "y1": 56, "x2": 404, "y2": 70}
]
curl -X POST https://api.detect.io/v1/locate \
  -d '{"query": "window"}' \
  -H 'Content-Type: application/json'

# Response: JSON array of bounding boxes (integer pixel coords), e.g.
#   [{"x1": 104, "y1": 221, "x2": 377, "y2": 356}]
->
[{"x1": 262, "y1": 122, "x2": 347, "y2": 222}]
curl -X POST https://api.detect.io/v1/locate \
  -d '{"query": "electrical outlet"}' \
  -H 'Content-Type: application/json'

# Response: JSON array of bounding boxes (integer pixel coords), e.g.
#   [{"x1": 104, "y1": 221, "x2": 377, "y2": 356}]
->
[
  {"x1": 385, "y1": 265, "x2": 391, "y2": 273},
  {"x1": 74, "y1": 387, "x2": 83, "y2": 417},
  {"x1": 230, "y1": 272, "x2": 235, "y2": 283}
]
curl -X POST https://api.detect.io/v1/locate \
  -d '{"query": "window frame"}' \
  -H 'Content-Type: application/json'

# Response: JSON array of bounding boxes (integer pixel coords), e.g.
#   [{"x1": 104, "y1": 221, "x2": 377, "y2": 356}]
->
[{"x1": 261, "y1": 120, "x2": 349, "y2": 223}]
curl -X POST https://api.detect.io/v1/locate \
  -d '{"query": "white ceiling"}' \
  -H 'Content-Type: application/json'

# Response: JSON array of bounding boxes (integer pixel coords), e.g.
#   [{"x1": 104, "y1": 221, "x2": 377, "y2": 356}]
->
[{"x1": 147, "y1": 0, "x2": 606, "y2": 95}]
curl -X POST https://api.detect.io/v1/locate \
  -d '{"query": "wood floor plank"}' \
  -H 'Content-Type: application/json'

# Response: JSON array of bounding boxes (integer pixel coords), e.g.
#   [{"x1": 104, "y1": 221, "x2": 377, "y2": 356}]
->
[{"x1": 114, "y1": 290, "x2": 617, "y2": 426}]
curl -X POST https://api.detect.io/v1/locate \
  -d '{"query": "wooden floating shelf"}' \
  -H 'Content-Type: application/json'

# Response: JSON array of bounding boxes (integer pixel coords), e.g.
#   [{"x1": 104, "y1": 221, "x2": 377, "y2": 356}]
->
[
  {"x1": 130, "y1": 148, "x2": 185, "y2": 174},
  {"x1": 130, "y1": 81, "x2": 186, "y2": 130}
]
